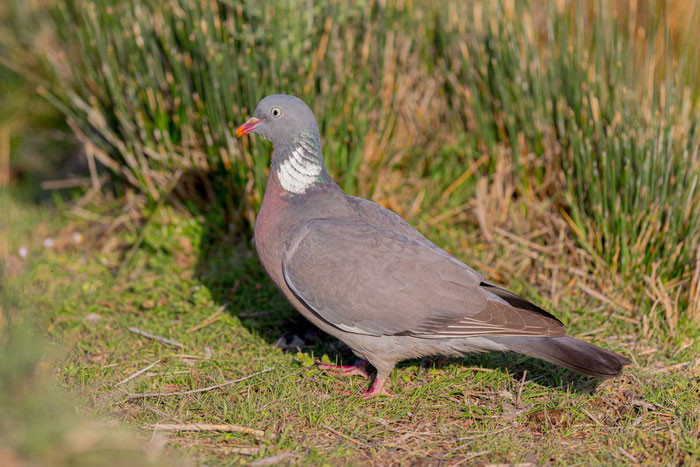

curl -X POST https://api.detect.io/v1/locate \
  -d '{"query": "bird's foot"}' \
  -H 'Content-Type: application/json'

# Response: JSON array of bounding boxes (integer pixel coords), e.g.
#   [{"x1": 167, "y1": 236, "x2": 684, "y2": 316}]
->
[
  {"x1": 317, "y1": 359, "x2": 370, "y2": 379},
  {"x1": 361, "y1": 377, "x2": 394, "y2": 399}
]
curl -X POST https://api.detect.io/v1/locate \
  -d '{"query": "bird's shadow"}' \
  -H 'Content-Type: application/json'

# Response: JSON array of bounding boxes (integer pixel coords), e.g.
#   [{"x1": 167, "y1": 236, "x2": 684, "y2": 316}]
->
[
  {"x1": 194, "y1": 207, "x2": 349, "y2": 359},
  {"x1": 194, "y1": 208, "x2": 602, "y2": 396}
]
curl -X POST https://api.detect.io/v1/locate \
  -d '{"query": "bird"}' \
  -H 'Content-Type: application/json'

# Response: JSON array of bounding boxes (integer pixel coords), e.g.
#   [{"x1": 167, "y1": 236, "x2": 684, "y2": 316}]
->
[{"x1": 236, "y1": 94, "x2": 631, "y2": 398}]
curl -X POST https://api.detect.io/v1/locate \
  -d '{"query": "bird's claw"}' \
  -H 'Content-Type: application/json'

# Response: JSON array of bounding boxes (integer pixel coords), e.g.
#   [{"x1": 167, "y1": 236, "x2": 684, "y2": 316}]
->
[
  {"x1": 317, "y1": 360, "x2": 370, "y2": 379},
  {"x1": 335, "y1": 386, "x2": 394, "y2": 399},
  {"x1": 360, "y1": 377, "x2": 394, "y2": 399},
  {"x1": 319, "y1": 361, "x2": 394, "y2": 398}
]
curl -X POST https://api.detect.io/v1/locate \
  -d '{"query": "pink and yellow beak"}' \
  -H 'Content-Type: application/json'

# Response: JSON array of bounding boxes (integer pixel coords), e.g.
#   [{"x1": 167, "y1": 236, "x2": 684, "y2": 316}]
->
[{"x1": 236, "y1": 117, "x2": 263, "y2": 137}]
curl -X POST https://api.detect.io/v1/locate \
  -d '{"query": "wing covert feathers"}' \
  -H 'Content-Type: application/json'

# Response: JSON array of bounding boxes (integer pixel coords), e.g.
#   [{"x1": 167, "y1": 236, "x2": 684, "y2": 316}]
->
[{"x1": 283, "y1": 218, "x2": 565, "y2": 339}]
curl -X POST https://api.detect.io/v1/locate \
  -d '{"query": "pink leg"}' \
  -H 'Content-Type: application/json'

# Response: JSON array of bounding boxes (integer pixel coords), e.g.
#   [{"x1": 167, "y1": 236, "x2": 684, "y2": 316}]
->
[
  {"x1": 361, "y1": 373, "x2": 394, "y2": 399},
  {"x1": 317, "y1": 359, "x2": 370, "y2": 379}
]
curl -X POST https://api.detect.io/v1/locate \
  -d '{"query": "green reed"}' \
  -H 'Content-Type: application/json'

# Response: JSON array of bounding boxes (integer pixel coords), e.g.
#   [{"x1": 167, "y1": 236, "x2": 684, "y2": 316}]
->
[{"x1": 31, "y1": 0, "x2": 700, "y2": 315}]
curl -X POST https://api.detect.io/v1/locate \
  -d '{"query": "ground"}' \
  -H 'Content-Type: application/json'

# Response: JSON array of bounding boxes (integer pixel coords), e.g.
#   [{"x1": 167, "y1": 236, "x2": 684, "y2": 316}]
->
[{"x1": 3, "y1": 191, "x2": 700, "y2": 465}]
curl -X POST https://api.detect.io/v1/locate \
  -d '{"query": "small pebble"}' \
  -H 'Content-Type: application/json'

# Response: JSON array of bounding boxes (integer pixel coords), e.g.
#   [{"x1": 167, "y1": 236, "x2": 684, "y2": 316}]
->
[
  {"x1": 84, "y1": 313, "x2": 101, "y2": 323},
  {"x1": 275, "y1": 335, "x2": 305, "y2": 351}
]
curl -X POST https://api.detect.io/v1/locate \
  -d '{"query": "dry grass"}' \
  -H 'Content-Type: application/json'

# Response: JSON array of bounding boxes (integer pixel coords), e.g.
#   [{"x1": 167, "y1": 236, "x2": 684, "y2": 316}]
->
[
  {"x1": 4, "y1": 149, "x2": 700, "y2": 462},
  {"x1": 2, "y1": 0, "x2": 700, "y2": 464},
  {"x1": 27, "y1": 1, "x2": 698, "y2": 297}
]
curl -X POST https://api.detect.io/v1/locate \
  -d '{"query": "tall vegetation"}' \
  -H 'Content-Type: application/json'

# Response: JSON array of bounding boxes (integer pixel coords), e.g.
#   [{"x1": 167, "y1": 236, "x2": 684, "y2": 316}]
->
[{"x1": 12, "y1": 0, "x2": 700, "y2": 323}]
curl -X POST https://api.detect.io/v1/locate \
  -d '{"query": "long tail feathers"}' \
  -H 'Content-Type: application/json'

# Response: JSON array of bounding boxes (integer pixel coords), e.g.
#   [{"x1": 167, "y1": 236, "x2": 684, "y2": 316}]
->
[{"x1": 488, "y1": 335, "x2": 631, "y2": 378}]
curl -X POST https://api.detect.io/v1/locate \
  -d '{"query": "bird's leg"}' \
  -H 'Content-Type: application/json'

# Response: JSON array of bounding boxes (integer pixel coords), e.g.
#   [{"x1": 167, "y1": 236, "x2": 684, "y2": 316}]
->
[
  {"x1": 361, "y1": 371, "x2": 394, "y2": 399},
  {"x1": 317, "y1": 359, "x2": 370, "y2": 379}
]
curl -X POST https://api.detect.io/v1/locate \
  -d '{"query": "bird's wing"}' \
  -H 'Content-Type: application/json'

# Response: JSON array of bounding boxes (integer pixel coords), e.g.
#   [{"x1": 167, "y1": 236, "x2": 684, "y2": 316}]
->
[{"x1": 282, "y1": 218, "x2": 565, "y2": 338}]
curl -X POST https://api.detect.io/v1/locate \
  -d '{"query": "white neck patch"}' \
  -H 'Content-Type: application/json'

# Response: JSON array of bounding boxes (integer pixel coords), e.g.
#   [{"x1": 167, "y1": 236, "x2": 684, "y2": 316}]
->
[{"x1": 277, "y1": 146, "x2": 322, "y2": 194}]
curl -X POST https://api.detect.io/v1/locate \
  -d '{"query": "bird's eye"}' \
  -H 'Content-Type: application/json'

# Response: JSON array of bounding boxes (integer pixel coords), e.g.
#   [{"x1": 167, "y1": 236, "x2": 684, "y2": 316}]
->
[{"x1": 271, "y1": 107, "x2": 282, "y2": 118}]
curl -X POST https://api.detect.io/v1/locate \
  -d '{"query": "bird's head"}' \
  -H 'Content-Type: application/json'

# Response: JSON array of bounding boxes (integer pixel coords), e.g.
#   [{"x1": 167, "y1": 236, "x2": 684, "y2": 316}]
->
[{"x1": 236, "y1": 94, "x2": 320, "y2": 148}]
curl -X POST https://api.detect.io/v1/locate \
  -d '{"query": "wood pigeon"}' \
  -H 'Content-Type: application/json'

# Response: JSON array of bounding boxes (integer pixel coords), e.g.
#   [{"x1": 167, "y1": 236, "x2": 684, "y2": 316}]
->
[{"x1": 237, "y1": 94, "x2": 630, "y2": 398}]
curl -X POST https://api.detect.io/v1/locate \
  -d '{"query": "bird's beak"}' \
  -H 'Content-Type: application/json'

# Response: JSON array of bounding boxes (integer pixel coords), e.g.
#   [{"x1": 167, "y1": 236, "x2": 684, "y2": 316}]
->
[{"x1": 236, "y1": 117, "x2": 263, "y2": 137}]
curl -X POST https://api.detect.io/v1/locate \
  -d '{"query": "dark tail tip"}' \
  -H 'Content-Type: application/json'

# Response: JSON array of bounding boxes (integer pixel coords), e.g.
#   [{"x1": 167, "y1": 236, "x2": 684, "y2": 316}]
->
[{"x1": 490, "y1": 335, "x2": 631, "y2": 378}]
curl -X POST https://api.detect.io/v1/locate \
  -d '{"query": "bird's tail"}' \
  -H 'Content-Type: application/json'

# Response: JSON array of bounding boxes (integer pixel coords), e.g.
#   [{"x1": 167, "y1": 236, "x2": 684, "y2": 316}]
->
[{"x1": 487, "y1": 335, "x2": 631, "y2": 378}]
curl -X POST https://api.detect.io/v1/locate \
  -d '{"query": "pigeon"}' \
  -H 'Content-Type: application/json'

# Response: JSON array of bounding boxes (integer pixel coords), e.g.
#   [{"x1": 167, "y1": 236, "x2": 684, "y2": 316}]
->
[{"x1": 236, "y1": 94, "x2": 631, "y2": 398}]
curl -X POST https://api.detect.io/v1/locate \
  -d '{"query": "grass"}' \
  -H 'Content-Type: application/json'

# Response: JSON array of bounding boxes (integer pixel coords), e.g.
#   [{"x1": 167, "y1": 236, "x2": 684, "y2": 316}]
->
[
  {"x1": 3, "y1": 188, "x2": 700, "y2": 464},
  {"x1": 0, "y1": 0, "x2": 77, "y2": 202},
  {"x1": 18, "y1": 0, "x2": 698, "y2": 326},
  {"x1": 0, "y1": 194, "x2": 171, "y2": 466},
  {"x1": 2, "y1": 0, "x2": 700, "y2": 463}
]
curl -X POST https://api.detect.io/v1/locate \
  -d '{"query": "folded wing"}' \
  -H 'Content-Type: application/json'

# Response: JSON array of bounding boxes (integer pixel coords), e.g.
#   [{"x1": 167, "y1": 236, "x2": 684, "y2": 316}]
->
[{"x1": 282, "y1": 219, "x2": 565, "y2": 338}]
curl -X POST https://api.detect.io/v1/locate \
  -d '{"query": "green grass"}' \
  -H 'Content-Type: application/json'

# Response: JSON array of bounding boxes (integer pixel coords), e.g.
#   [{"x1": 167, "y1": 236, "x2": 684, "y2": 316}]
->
[
  {"x1": 435, "y1": 1, "x2": 700, "y2": 287},
  {"x1": 3, "y1": 191, "x2": 699, "y2": 464},
  {"x1": 16, "y1": 0, "x2": 697, "y2": 325},
  {"x1": 0, "y1": 195, "x2": 170, "y2": 466},
  {"x1": 2, "y1": 0, "x2": 700, "y2": 463}
]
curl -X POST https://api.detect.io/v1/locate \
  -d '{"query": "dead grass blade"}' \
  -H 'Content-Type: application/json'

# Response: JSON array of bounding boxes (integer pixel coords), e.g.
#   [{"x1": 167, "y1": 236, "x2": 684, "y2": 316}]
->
[
  {"x1": 186, "y1": 306, "x2": 224, "y2": 333},
  {"x1": 643, "y1": 273, "x2": 678, "y2": 336},
  {"x1": 439, "y1": 154, "x2": 489, "y2": 203},
  {"x1": 250, "y1": 453, "x2": 294, "y2": 465},
  {"x1": 690, "y1": 245, "x2": 700, "y2": 322},
  {"x1": 321, "y1": 423, "x2": 369, "y2": 447},
  {"x1": 115, "y1": 359, "x2": 161, "y2": 387},
  {"x1": 41, "y1": 176, "x2": 109, "y2": 190},
  {"x1": 126, "y1": 367, "x2": 274, "y2": 400},
  {"x1": 128, "y1": 327, "x2": 184, "y2": 349},
  {"x1": 577, "y1": 283, "x2": 634, "y2": 315},
  {"x1": 150, "y1": 423, "x2": 264, "y2": 437}
]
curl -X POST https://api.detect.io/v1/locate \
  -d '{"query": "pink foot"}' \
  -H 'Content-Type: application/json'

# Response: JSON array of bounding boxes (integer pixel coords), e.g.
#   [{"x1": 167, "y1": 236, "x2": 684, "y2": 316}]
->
[
  {"x1": 361, "y1": 377, "x2": 394, "y2": 399},
  {"x1": 317, "y1": 359, "x2": 370, "y2": 379}
]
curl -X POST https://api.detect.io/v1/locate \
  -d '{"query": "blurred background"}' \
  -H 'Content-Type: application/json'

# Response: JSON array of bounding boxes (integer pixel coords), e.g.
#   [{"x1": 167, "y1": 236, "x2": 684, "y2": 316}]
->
[{"x1": 1, "y1": 0, "x2": 699, "y2": 464}]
